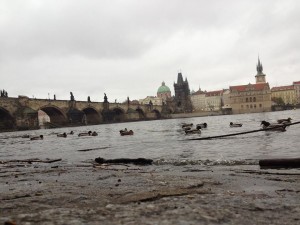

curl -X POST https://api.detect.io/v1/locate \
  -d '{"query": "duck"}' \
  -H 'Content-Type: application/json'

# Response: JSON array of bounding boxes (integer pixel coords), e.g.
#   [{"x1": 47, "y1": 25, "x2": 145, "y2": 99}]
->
[
  {"x1": 182, "y1": 123, "x2": 193, "y2": 129},
  {"x1": 261, "y1": 121, "x2": 286, "y2": 132},
  {"x1": 120, "y1": 128, "x2": 128, "y2": 133},
  {"x1": 57, "y1": 132, "x2": 67, "y2": 138},
  {"x1": 91, "y1": 131, "x2": 98, "y2": 136},
  {"x1": 69, "y1": 131, "x2": 74, "y2": 135},
  {"x1": 185, "y1": 127, "x2": 201, "y2": 134},
  {"x1": 230, "y1": 122, "x2": 243, "y2": 127},
  {"x1": 277, "y1": 117, "x2": 292, "y2": 125},
  {"x1": 78, "y1": 131, "x2": 92, "y2": 136},
  {"x1": 30, "y1": 135, "x2": 44, "y2": 140},
  {"x1": 22, "y1": 134, "x2": 30, "y2": 138},
  {"x1": 120, "y1": 129, "x2": 134, "y2": 136},
  {"x1": 183, "y1": 126, "x2": 193, "y2": 131},
  {"x1": 196, "y1": 123, "x2": 207, "y2": 129}
]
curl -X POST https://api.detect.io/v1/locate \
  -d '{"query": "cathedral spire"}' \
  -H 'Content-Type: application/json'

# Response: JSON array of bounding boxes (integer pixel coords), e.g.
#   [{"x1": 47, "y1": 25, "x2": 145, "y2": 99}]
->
[{"x1": 256, "y1": 57, "x2": 263, "y2": 74}]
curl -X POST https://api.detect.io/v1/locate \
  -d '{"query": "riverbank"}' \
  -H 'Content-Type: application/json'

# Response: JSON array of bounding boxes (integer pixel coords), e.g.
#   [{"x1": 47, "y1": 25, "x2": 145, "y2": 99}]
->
[
  {"x1": 1, "y1": 159, "x2": 299, "y2": 225},
  {"x1": 169, "y1": 111, "x2": 221, "y2": 119}
]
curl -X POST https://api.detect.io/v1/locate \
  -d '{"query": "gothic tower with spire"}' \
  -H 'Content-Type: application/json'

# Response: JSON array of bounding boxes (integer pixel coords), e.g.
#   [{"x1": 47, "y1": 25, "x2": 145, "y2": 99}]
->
[
  {"x1": 255, "y1": 58, "x2": 266, "y2": 84},
  {"x1": 173, "y1": 72, "x2": 193, "y2": 113}
]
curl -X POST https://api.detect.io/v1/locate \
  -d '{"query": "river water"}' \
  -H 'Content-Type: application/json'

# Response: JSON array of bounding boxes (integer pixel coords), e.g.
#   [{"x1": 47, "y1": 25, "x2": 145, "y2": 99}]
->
[{"x1": 0, "y1": 110, "x2": 299, "y2": 166}]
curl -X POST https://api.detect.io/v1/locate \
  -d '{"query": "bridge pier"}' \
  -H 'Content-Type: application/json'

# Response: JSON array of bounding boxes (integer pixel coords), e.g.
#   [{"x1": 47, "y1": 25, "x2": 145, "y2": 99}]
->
[{"x1": 15, "y1": 107, "x2": 39, "y2": 130}]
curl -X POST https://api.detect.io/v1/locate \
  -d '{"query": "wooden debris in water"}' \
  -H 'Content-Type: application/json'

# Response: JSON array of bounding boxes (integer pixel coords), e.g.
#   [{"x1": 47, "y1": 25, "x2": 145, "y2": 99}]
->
[
  {"x1": 3, "y1": 158, "x2": 62, "y2": 164},
  {"x1": 259, "y1": 158, "x2": 300, "y2": 169}
]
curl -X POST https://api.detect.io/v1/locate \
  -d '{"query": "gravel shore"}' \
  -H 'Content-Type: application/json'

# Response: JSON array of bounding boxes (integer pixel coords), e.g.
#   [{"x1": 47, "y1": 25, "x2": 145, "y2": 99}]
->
[{"x1": 1, "y1": 160, "x2": 299, "y2": 225}]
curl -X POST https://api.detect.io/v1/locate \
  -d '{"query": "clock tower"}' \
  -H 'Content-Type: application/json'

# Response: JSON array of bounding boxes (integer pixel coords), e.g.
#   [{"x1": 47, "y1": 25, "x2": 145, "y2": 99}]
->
[{"x1": 255, "y1": 58, "x2": 266, "y2": 84}]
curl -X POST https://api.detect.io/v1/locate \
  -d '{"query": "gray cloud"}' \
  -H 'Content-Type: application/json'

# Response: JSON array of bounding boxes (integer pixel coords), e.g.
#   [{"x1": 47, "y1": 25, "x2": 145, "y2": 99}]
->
[{"x1": 1, "y1": 0, "x2": 299, "y2": 101}]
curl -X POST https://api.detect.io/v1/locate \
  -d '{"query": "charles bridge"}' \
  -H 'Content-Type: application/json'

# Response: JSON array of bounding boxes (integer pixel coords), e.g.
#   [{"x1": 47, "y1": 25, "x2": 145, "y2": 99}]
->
[{"x1": 0, "y1": 95, "x2": 171, "y2": 131}]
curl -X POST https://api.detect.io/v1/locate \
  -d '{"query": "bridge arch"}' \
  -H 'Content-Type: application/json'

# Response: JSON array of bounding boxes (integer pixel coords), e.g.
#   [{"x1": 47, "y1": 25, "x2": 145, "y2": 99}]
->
[
  {"x1": 111, "y1": 107, "x2": 125, "y2": 122},
  {"x1": 164, "y1": 107, "x2": 174, "y2": 114},
  {"x1": 39, "y1": 105, "x2": 67, "y2": 126},
  {"x1": 82, "y1": 107, "x2": 102, "y2": 124},
  {"x1": 0, "y1": 107, "x2": 15, "y2": 129},
  {"x1": 102, "y1": 107, "x2": 125, "y2": 123},
  {"x1": 152, "y1": 109, "x2": 161, "y2": 119},
  {"x1": 136, "y1": 107, "x2": 145, "y2": 119}
]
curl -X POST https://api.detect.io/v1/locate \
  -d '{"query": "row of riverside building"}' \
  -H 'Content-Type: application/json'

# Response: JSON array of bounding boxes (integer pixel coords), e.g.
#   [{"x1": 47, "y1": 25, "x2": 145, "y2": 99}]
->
[{"x1": 139, "y1": 58, "x2": 300, "y2": 114}]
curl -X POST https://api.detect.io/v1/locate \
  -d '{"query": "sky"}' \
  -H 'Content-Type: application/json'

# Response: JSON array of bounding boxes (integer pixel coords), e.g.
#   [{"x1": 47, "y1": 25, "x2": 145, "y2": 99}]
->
[{"x1": 1, "y1": 0, "x2": 299, "y2": 102}]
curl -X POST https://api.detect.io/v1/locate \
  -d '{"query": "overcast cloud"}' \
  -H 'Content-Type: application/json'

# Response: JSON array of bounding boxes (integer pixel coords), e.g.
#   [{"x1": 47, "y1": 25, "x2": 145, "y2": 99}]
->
[{"x1": 1, "y1": 0, "x2": 299, "y2": 102}]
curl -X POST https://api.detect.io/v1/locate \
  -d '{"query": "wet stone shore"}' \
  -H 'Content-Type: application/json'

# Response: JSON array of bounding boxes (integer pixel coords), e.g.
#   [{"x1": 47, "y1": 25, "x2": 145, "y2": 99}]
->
[{"x1": 0, "y1": 160, "x2": 299, "y2": 225}]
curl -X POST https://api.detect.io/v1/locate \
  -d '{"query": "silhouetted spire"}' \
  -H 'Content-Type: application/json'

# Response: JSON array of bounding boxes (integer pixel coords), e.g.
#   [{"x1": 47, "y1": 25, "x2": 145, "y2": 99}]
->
[
  {"x1": 177, "y1": 72, "x2": 184, "y2": 84},
  {"x1": 256, "y1": 57, "x2": 263, "y2": 74}
]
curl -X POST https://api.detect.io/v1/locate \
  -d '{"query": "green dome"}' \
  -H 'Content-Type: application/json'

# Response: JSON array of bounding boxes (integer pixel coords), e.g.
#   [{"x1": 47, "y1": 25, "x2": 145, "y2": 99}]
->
[{"x1": 157, "y1": 82, "x2": 171, "y2": 93}]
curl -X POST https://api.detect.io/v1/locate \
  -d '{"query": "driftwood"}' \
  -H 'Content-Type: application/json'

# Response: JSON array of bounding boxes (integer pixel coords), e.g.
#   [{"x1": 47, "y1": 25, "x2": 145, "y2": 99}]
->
[
  {"x1": 93, "y1": 165, "x2": 142, "y2": 171},
  {"x1": 117, "y1": 186, "x2": 210, "y2": 204},
  {"x1": 235, "y1": 170, "x2": 300, "y2": 176},
  {"x1": 77, "y1": 147, "x2": 110, "y2": 152},
  {"x1": 2, "y1": 194, "x2": 31, "y2": 201},
  {"x1": 95, "y1": 157, "x2": 153, "y2": 165},
  {"x1": 259, "y1": 158, "x2": 300, "y2": 169},
  {"x1": 5, "y1": 158, "x2": 62, "y2": 164},
  {"x1": 188, "y1": 128, "x2": 273, "y2": 140}
]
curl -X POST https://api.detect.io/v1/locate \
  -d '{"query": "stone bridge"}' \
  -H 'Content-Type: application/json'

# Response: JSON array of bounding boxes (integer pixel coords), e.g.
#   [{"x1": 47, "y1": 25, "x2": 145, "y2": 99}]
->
[{"x1": 0, "y1": 96, "x2": 171, "y2": 131}]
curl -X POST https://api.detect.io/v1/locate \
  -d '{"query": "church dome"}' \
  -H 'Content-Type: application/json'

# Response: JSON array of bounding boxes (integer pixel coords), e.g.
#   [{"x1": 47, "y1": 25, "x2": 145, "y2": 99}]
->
[{"x1": 157, "y1": 82, "x2": 171, "y2": 93}]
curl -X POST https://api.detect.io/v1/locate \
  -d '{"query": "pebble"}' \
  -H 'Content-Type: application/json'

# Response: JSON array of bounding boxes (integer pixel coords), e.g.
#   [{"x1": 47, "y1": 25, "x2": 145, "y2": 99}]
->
[
  {"x1": 105, "y1": 204, "x2": 115, "y2": 209},
  {"x1": 146, "y1": 204, "x2": 155, "y2": 209}
]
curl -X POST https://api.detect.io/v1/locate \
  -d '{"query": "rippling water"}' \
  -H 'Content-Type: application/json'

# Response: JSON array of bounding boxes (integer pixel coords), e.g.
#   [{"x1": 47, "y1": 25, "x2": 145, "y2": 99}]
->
[{"x1": 1, "y1": 110, "x2": 299, "y2": 166}]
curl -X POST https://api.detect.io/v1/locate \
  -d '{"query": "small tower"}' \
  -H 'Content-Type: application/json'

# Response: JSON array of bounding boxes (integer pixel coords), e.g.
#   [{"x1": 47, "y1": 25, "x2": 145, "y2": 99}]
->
[{"x1": 255, "y1": 57, "x2": 266, "y2": 83}]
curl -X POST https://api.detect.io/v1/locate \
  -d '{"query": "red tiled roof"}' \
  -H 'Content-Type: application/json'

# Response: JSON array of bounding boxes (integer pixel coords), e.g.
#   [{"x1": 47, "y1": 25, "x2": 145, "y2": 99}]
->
[
  {"x1": 230, "y1": 83, "x2": 269, "y2": 92},
  {"x1": 205, "y1": 90, "x2": 223, "y2": 97},
  {"x1": 271, "y1": 85, "x2": 294, "y2": 91},
  {"x1": 192, "y1": 90, "x2": 206, "y2": 95},
  {"x1": 293, "y1": 81, "x2": 300, "y2": 85}
]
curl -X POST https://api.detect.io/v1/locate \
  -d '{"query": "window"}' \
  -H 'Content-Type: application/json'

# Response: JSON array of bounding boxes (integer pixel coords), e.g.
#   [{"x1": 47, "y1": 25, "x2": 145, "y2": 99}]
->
[
  {"x1": 246, "y1": 98, "x2": 248, "y2": 102},
  {"x1": 253, "y1": 97, "x2": 256, "y2": 102},
  {"x1": 259, "y1": 104, "x2": 262, "y2": 108},
  {"x1": 250, "y1": 97, "x2": 252, "y2": 102}
]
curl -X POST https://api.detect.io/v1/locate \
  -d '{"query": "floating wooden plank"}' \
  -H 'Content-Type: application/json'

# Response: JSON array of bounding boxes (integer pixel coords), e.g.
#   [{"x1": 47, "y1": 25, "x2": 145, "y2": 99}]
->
[
  {"x1": 77, "y1": 147, "x2": 110, "y2": 152},
  {"x1": 5, "y1": 158, "x2": 62, "y2": 164},
  {"x1": 95, "y1": 157, "x2": 153, "y2": 165},
  {"x1": 259, "y1": 158, "x2": 300, "y2": 169}
]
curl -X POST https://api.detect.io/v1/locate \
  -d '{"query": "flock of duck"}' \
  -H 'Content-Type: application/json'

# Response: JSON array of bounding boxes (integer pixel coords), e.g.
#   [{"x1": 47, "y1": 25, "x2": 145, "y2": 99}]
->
[
  {"x1": 119, "y1": 128, "x2": 134, "y2": 136},
  {"x1": 23, "y1": 128, "x2": 136, "y2": 141},
  {"x1": 182, "y1": 117, "x2": 292, "y2": 135},
  {"x1": 21, "y1": 117, "x2": 293, "y2": 140},
  {"x1": 24, "y1": 130, "x2": 99, "y2": 140},
  {"x1": 182, "y1": 123, "x2": 207, "y2": 134},
  {"x1": 260, "y1": 117, "x2": 292, "y2": 131}
]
